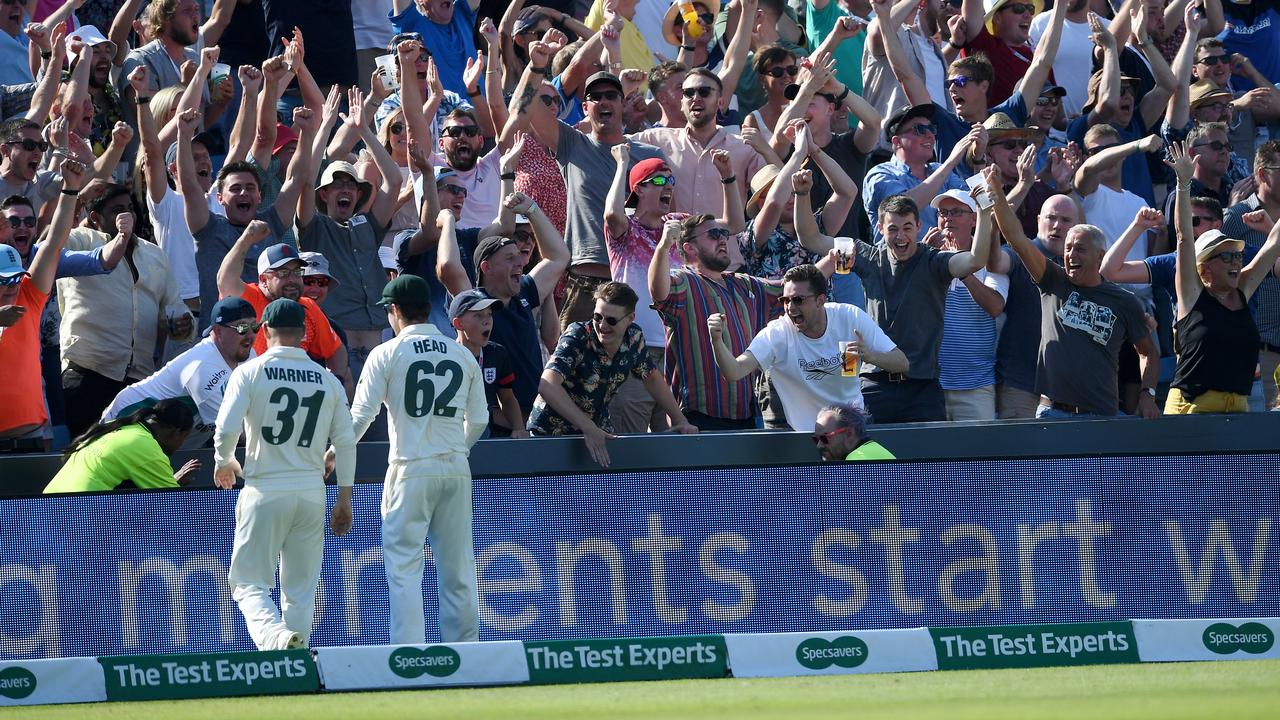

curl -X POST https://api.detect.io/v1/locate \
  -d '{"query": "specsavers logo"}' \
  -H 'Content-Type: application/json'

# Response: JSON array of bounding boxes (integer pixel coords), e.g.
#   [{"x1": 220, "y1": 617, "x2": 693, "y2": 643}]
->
[
  {"x1": 1202, "y1": 623, "x2": 1275, "y2": 655},
  {"x1": 0, "y1": 666, "x2": 36, "y2": 699},
  {"x1": 388, "y1": 646, "x2": 461, "y2": 678},
  {"x1": 795, "y1": 636, "x2": 868, "y2": 670}
]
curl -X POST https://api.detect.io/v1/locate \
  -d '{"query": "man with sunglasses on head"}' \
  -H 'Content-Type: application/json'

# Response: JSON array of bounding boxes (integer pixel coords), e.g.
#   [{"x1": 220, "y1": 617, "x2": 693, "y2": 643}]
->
[
  {"x1": 876, "y1": 0, "x2": 1065, "y2": 175},
  {"x1": 511, "y1": 35, "x2": 665, "y2": 327},
  {"x1": 101, "y1": 297, "x2": 259, "y2": 450},
  {"x1": 217, "y1": 223, "x2": 351, "y2": 394},
  {"x1": 0, "y1": 118, "x2": 61, "y2": 214},
  {"x1": 813, "y1": 402, "x2": 895, "y2": 461}
]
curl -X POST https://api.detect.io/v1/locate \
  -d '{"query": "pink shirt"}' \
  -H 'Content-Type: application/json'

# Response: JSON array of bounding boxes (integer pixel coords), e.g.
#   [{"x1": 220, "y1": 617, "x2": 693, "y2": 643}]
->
[
  {"x1": 605, "y1": 216, "x2": 682, "y2": 349},
  {"x1": 630, "y1": 127, "x2": 765, "y2": 217}
]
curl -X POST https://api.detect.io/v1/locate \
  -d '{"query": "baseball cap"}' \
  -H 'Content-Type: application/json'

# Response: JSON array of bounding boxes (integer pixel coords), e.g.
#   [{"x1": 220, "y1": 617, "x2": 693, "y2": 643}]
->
[
  {"x1": 448, "y1": 288, "x2": 503, "y2": 320},
  {"x1": 1194, "y1": 230, "x2": 1246, "y2": 263},
  {"x1": 435, "y1": 167, "x2": 459, "y2": 184},
  {"x1": 0, "y1": 244, "x2": 27, "y2": 281},
  {"x1": 1039, "y1": 82, "x2": 1067, "y2": 98},
  {"x1": 201, "y1": 297, "x2": 258, "y2": 337},
  {"x1": 628, "y1": 158, "x2": 670, "y2": 195},
  {"x1": 473, "y1": 236, "x2": 519, "y2": 269},
  {"x1": 584, "y1": 71, "x2": 623, "y2": 96},
  {"x1": 273, "y1": 123, "x2": 299, "y2": 156},
  {"x1": 378, "y1": 273, "x2": 430, "y2": 307},
  {"x1": 930, "y1": 188, "x2": 978, "y2": 213},
  {"x1": 66, "y1": 25, "x2": 117, "y2": 58},
  {"x1": 260, "y1": 298, "x2": 306, "y2": 329},
  {"x1": 884, "y1": 104, "x2": 936, "y2": 143},
  {"x1": 256, "y1": 243, "x2": 304, "y2": 276},
  {"x1": 387, "y1": 31, "x2": 425, "y2": 54}
]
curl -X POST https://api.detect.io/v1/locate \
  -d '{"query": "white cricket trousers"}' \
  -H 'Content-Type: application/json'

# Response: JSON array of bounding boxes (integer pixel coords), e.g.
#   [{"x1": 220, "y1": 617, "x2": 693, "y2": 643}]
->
[
  {"x1": 381, "y1": 459, "x2": 479, "y2": 645},
  {"x1": 227, "y1": 486, "x2": 326, "y2": 650}
]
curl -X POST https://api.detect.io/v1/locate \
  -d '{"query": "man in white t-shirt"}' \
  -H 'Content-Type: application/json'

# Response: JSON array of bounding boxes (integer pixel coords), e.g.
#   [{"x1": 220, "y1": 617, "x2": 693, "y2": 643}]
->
[
  {"x1": 706, "y1": 263, "x2": 907, "y2": 431},
  {"x1": 435, "y1": 108, "x2": 501, "y2": 229},
  {"x1": 102, "y1": 297, "x2": 259, "y2": 448},
  {"x1": 353, "y1": 0, "x2": 395, "y2": 94},
  {"x1": 1028, "y1": 0, "x2": 1091, "y2": 119}
]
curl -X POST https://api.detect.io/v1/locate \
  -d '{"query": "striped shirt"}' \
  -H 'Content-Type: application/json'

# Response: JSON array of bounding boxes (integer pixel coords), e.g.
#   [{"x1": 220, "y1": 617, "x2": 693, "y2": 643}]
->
[
  {"x1": 655, "y1": 268, "x2": 783, "y2": 420},
  {"x1": 939, "y1": 270, "x2": 1009, "y2": 391},
  {"x1": 1224, "y1": 195, "x2": 1280, "y2": 346}
]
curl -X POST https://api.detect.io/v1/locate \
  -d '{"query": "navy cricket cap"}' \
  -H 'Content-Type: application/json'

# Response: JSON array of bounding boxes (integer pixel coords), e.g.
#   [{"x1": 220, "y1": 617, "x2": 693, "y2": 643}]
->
[
  {"x1": 202, "y1": 297, "x2": 257, "y2": 337},
  {"x1": 448, "y1": 288, "x2": 503, "y2": 320}
]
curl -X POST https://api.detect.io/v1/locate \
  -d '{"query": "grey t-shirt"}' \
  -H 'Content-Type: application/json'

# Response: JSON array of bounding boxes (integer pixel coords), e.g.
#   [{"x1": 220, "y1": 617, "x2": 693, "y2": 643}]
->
[
  {"x1": 193, "y1": 206, "x2": 287, "y2": 331},
  {"x1": 1035, "y1": 262, "x2": 1149, "y2": 415},
  {"x1": 853, "y1": 240, "x2": 955, "y2": 380},
  {"x1": 297, "y1": 212, "x2": 389, "y2": 332},
  {"x1": 0, "y1": 170, "x2": 60, "y2": 214},
  {"x1": 557, "y1": 122, "x2": 663, "y2": 267}
]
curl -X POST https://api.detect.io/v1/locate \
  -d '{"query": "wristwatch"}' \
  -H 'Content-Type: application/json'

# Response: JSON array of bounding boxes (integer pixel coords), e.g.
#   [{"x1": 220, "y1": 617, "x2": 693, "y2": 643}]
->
[{"x1": 1142, "y1": 387, "x2": 1156, "y2": 398}]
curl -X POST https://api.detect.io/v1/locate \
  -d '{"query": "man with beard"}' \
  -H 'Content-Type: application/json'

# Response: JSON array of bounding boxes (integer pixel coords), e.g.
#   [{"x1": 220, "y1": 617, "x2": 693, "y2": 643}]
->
[
  {"x1": 0, "y1": 118, "x2": 61, "y2": 213},
  {"x1": 707, "y1": 263, "x2": 905, "y2": 432},
  {"x1": 435, "y1": 109, "x2": 500, "y2": 229},
  {"x1": 180, "y1": 106, "x2": 309, "y2": 332},
  {"x1": 511, "y1": 35, "x2": 665, "y2": 326},
  {"x1": 119, "y1": 1, "x2": 208, "y2": 146},
  {"x1": 101, "y1": 297, "x2": 259, "y2": 449},
  {"x1": 631, "y1": 68, "x2": 765, "y2": 219},
  {"x1": 65, "y1": 26, "x2": 123, "y2": 159},
  {"x1": 58, "y1": 186, "x2": 196, "y2": 438},
  {"x1": 990, "y1": 193, "x2": 1077, "y2": 418},
  {"x1": 985, "y1": 166, "x2": 1161, "y2": 419},
  {"x1": 216, "y1": 225, "x2": 350, "y2": 391},
  {"x1": 847, "y1": 193, "x2": 993, "y2": 424}
]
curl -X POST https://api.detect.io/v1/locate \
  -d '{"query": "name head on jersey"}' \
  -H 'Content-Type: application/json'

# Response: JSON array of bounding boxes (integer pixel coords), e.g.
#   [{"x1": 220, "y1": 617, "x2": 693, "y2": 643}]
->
[
  {"x1": 448, "y1": 288, "x2": 503, "y2": 320},
  {"x1": 202, "y1": 296, "x2": 258, "y2": 337},
  {"x1": 261, "y1": 298, "x2": 306, "y2": 330}
]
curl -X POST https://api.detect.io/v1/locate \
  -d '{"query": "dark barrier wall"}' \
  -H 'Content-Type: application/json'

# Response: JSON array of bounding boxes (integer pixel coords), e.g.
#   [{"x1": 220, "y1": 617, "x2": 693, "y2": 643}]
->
[{"x1": 2, "y1": 452, "x2": 1277, "y2": 659}]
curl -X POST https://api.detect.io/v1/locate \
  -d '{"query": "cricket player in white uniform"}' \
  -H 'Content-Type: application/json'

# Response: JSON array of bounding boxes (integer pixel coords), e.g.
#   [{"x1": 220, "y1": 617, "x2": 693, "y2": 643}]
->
[
  {"x1": 102, "y1": 297, "x2": 259, "y2": 448},
  {"x1": 349, "y1": 274, "x2": 488, "y2": 644},
  {"x1": 213, "y1": 298, "x2": 357, "y2": 650}
]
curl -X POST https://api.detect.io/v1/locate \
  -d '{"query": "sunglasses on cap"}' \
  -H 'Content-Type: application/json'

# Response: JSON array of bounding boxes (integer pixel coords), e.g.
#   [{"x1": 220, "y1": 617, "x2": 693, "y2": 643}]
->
[
  {"x1": 1194, "y1": 140, "x2": 1233, "y2": 153},
  {"x1": 812, "y1": 427, "x2": 851, "y2": 445},
  {"x1": 763, "y1": 65, "x2": 800, "y2": 78},
  {"x1": 5, "y1": 138, "x2": 49, "y2": 153},
  {"x1": 220, "y1": 321, "x2": 260, "y2": 335},
  {"x1": 585, "y1": 89, "x2": 622, "y2": 102},
  {"x1": 641, "y1": 175, "x2": 674, "y2": 187},
  {"x1": 593, "y1": 312, "x2": 625, "y2": 326},
  {"x1": 1197, "y1": 55, "x2": 1229, "y2": 66},
  {"x1": 6, "y1": 216, "x2": 36, "y2": 228},
  {"x1": 441, "y1": 183, "x2": 469, "y2": 197},
  {"x1": 303, "y1": 276, "x2": 331, "y2": 287},
  {"x1": 1000, "y1": 2, "x2": 1035, "y2": 13},
  {"x1": 442, "y1": 125, "x2": 481, "y2": 138},
  {"x1": 682, "y1": 86, "x2": 716, "y2": 98}
]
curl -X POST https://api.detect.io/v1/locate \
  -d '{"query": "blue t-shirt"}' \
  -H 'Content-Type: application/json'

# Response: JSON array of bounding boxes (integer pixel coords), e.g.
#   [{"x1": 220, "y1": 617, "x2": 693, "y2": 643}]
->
[
  {"x1": 933, "y1": 94, "x2": 1028, "y2": 171},
  {"x1": 1222, "y1": 6, "x2": 1280, "y2": 90},
  {"x1": 862, "y1": 156, "x2": 966, "y2": 243},
  {"x1": 488, "y1": 275, "x2": 543, "y2": 415},
  {"x1": 390, "y1": 2, "x2": 478, "y2": 97},
  {"x1": 1067, "y1": 113, "x2": 1156, "y2": 206},
  {"x1": 995, "y1": 241, "x2": 1057, "y2": 393},
  {"x1": 392, "y1": 227, "x2": 480, "y2": 340}
]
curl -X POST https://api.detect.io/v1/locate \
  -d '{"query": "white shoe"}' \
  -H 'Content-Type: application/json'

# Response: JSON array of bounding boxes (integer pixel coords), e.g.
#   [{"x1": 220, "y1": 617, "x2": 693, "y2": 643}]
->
[{"x1": 285, "y1": 632, "x2": 305, "y2": 650}]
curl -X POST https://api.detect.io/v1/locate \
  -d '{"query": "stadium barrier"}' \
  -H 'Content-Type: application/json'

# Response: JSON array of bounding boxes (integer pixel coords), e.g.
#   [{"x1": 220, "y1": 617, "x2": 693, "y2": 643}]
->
[{"x1": 2, "y1": 618, "x2": 1276, "y2": 707}]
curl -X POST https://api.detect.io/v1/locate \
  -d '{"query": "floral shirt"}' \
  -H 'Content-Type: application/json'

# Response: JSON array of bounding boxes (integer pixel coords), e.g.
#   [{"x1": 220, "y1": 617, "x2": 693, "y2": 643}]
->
[
  {"x1": 88, "y1": 82, "x2": 124, "y2": 159},
  {"x1": 514, "y1": 134, "x2": 567, "y2": 234},
  {"x1": 739, "y1": 222, "x2": 820, "y2": 281},
  {"x1": 527, "y1": 321, "x2": 656, "y2": 435}
]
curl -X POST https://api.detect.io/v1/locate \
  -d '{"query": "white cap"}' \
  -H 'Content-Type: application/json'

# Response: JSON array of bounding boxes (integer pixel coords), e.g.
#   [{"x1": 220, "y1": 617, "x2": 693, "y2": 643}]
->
[
  {"x1": 66, "y1": 25, "x2": 117, "y2": 57},
  {"x1": 930, "y1": 188, "x2": 978, "y2": 213}
]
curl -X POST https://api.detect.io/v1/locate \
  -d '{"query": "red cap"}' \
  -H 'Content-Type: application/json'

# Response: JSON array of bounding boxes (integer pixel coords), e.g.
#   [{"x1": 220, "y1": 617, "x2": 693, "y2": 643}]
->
[
  {"x1": 628, "y1": 158, "x2": 669, "y2": 195},
  {"x1": 273, "y1": 123, "x2": 299, "y2": 156}
]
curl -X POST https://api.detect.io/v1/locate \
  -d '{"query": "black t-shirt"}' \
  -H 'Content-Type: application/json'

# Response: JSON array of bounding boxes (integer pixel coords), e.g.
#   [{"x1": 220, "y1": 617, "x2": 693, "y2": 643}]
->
[
  {"x1": 220, "y1": 0, "x2": 271, "y2": 69},
  {"x1": 804, "y1": 131, "x2": 868, "y2": 240},
  {"x1": 1171, "y1": 290, "x2": 1261, "y2": 397},
  {"x1": 260, "y1": 0, "x2": 356, "y2": 87},
  {"x1": 476, "y1": 340, "x2": 516, "y2": 417}
]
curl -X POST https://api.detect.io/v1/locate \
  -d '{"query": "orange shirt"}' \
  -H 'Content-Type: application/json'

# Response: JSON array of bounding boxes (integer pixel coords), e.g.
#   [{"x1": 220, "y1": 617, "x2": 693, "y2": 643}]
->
[
  {"x1": 238, "y1": 282, "x2": 343, "y2": 360},
  {"x1": 0, "y1": 279, "x2": 50, "y2": 433}
]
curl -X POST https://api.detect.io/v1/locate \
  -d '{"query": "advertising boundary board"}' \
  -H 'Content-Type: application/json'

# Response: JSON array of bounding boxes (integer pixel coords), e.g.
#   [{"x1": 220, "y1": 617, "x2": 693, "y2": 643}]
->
[{"x1": 1, "y1": 619, "x2": 1277, "y2": 706}]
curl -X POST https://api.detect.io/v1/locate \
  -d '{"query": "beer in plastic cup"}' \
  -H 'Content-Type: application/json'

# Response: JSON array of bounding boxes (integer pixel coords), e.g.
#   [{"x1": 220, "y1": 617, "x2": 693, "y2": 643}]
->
[
  {"x1": 834, "y1": 237, "x2": 854, "y2": 274},
  {"x1": 210, "y1": 63, "x2": 231, "y2": 88},
  {"x1": 839, "y1": 340, "x2": 860, "y2": 377}
]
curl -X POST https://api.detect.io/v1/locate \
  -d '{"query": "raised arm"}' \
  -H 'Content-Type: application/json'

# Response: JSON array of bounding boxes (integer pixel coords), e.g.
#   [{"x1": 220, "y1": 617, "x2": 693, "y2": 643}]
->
[
  {"x1": 226, "y1": 65, "x2": 263, "y2": 164},
  {"x1": 754, "y1": 123, "x2": 811, "y2": 242},
  {"x1": 770, "y1": 56, "x2": 835, "y2": 156},
  {"x1": 283, "y1": 29, "x2": 326, "y2": 115},
  {"x1": 711, "y1": 148, "x2": 745, "y2": 234},
  {"x1": 1074, "y1": 134, "x2": 1162, "y2": 196},
  {"x1": 1132, "y1": 4, "x2": 1176, "y2": 130},
  {"x1": 984, "y1": 165, "x2": 1046, "y2": 281},
  {"x1": 706, "y1": 312, "x2": 761, "y2": 383},
  {"x1": 28, "y1": 158, "x2": 84, "y2": 294},
  {"x1": 791, "y1": 170, "x2": 831, "y2": 253},
  {"x1": 201, "y1": 0, "x2": 238, "y2": 47},
  {"x1": 807, "y1": 145, "x2": 858, "y2": 235},
  {"x1": 346, "y1": 88, "x2": 401, "y2": 228},
  {"x1": 1015, "y1": 0, "x2": 1067, "y2": 101},
  {"x1": 132, "y1": 68, "x2": 169, "y2": 205},
  {"x1": 867, "y1": 0, "x2": 920, "y2": 57},
  {"x1": 509, "y1": 192, "x2": 568, "y2": 301},
  {"x1": 1241, "y1": 211, "x2": 1280, "y2": 301},
  {"x1": 1165, "y1": 3, "x2": 1205, "y2": 132},
  {"x1": 876, "y1": 0, "x2": 932, "y2": 108},
  {"x1": 1169, "y1": 141, "x2": 1201, "y2": 317},
  {"x1": 250, "y1": 56, "x2": 289, "y2": 169},
  {"x1": 93, "y1": 122, "x2": 133, "y2": 182},
  {"x1": 901, "y1": 125, "x2": 979, "y2": 210},
  {"x1": 435, "y1": 209, "x2": 474, "y2": 295},
  {"x1": 176, "y1": 109, "x2": 211, "y2": 234},
  {"x1": 479, "y1": 19, "x2": 508, "y2": 136},
  {"x1": 509, "y1": 32, "x2": 565, "y2": 152},
  {"x1": 648, "y1": 218, "x2": 682, "y2": 303},
  {"x1": 1088, "y1": 13, "x2": 1122, "y2": 126},
  {"x1": 292, "y1": 92, "x2": 337, "y2": 233},
  {"x1": 1101, "y1": 207, "x2": 1163, "y2": 284},
  {"x1": 604, "y1": 141, "x2": 632, "y2": 239},
  {"x1": 177, "y1": 46, "x2": 220, "y2": 126},
  {"x1": 949, "y1": 191, "x2": 995, "y2": 278},
  {"x1": 108, "y1": 0, "x2": 146, "y2": 66},
  {"x1": 962, "y1": 208, "x2": 1005, "y2": 316},
  {"x1": 217, "y1": 221, "x2": 271, "y2": 300},
  {"x1": 25, "y1": 26, "x2": 65, "y2": 123},
  {"x1": 716, "y1": 0, "x2": 757, "y2": 98}
]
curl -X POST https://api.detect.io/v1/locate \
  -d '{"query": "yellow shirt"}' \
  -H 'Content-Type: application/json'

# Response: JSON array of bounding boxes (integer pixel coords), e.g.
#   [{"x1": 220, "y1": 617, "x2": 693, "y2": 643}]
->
[
  {"x1": 586, "y1": 0, "x2": 655, "y2": 71},
  {"x1": 44, "y1": 424, "x2": 178, "y2": 493}
]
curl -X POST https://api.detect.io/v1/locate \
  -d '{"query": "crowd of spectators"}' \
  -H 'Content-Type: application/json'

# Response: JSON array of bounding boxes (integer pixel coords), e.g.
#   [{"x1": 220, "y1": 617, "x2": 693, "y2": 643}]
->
[{"x1": 2, "y1": 0, "x2": 1280, "y2": 472}]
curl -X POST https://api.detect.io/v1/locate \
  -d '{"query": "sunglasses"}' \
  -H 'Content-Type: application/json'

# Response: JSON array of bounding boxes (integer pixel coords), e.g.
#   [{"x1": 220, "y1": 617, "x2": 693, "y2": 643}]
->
[
  {"x1": 682, "y1": 86, "x2": 716, "y2": 98},
  {"x1": 945, "y1": 76, "x2": 973, "y2": 89},
  {"x1": 0, "y1": 274, "x2": 23, "y2": 286},
  {"x1": 1035, "y1": 95, "x2": 1060, "y2": 107},
  {"x1": 585, "y1": 89, "x2": 622, "y2": 102},
  {"x1": 641, "y1": 175, "x2": 674, "y2": 187},
  {"x1": 303, "y1": 276, "x2": 331, "y2": 287},
  {"x1": 388, "y1": 122, "x2": 405, "y2": 135},
  {"x1": 5, "y1": 138, "x2": 48, "y2": 153},
  {"x1": 442, "y1": 125, "x2": 480, "y2": 138},
  {"x1": 1211, "y1": 251, "x2": 1244, "y2": 263},
  {"x1": 270, "y1": 268, "x2": 304, "y2": 279},
  {"x1": 593, "y1": 312, "x2": 624, "y2": 326},
  {"x1": 778, "y1": 295, "x2": 814, "y2": 306},
  {"x1": 675, "y1": 12, "x2": 715, "y2": 25},
  {"x1": 221, "y1": 321, "x2": 260, "y2": 335},
  {"x1": 441, "y1": 183, "x2": 468, "y2": 197},
  {"x1": 1000, "y1": 2, "x2": 1035, "y2": 14},
  {"x1": 537, "y1": 94, "x2": 562, "y2": 109},
  {"x1": 937, "y1": 207, "x2": 974, "y2": 218},
  {"x1": 903, "y1": 122, "x2": 937, "y2": 136},
  {"x1": 943, "y1": 0, "x2": 963, "y2": 6},
  {"x1": 694, "y1": 227, "x2": 732, "y2": 241},
  {"x1": 763, "y1": 65, "x2": 800, "y2": 78},
  {"x1": 1197, "y1": 55, "x2": 1229, "y2": 66},
  {"x1": 513, "y1": 229, "x2": 534, "y2": 244},
  {"x1": 1191, "y1": 216, "x2": 1218, "y2": 227},
  {"x1": 1194, "y1": 140, "x2": 1233, "y2": 153},
  {"x1": 5, "y1": 216, "x2": 36, "y2": 228},
  {"x1": 1196, "y1": 101, "x2": 1230, "y2": 114},
  {"x1": 812, "y1": 427, "x2": 851, "y2": 445},
  {"x1": 993, "y1": 139, "x2": 1028, "y2": 151}
]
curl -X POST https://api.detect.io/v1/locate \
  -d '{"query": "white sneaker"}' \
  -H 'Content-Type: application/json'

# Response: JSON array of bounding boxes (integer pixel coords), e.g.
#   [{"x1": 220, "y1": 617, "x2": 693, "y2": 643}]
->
[{"x1": 285, "y1": 632, "x2": 305, "y2": 650}]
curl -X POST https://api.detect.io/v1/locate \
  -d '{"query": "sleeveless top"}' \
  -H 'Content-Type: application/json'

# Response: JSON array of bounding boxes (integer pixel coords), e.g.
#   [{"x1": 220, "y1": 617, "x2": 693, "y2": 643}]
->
[{"x1": 1171, "y1": 289, "x2": 1260, "y2": 397}]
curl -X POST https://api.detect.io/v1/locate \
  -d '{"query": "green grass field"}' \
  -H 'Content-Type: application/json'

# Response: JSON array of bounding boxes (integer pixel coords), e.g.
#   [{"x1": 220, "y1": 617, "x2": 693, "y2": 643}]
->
[{"x1": 16, "y1": 660, "x2": 1280, "y2": 719}]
